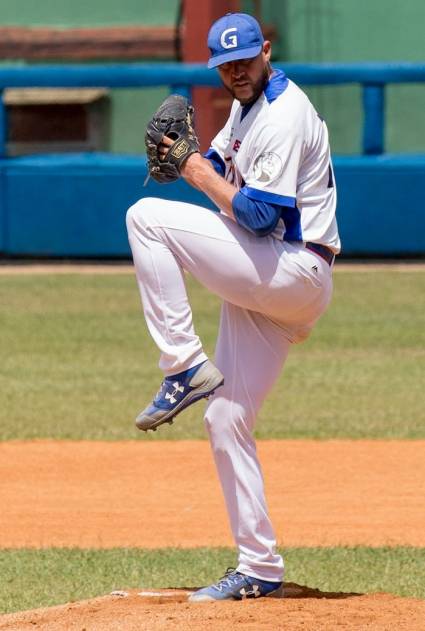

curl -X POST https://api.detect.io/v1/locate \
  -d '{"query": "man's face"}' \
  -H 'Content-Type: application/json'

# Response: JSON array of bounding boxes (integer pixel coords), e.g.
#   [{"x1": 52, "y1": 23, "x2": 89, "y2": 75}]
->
[{"x1": 217, "y1": 41, "x2": 272, "y2": 105}]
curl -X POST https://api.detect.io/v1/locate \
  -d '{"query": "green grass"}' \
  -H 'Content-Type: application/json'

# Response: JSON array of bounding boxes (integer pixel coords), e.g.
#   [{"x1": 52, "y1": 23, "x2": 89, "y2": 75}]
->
[
  {"x1": 0, "y1": 546, "x2": 424, "y2": 613},
  {"x1": 0, "y1": 270, "x2": 424, "y2": 440}
]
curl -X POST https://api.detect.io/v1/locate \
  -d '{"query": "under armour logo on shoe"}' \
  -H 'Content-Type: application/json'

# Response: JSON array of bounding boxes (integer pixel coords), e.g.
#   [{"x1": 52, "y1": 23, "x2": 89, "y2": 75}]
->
[
  {"x1": 165, "y1": 382, "x2": 184, "y2": 404},
  {"x1": 312, "y1": 265, "x2": 318, "y2": 272},
  {"x1": 239, "y1": 585, "x2": 260, "y2": 598}
]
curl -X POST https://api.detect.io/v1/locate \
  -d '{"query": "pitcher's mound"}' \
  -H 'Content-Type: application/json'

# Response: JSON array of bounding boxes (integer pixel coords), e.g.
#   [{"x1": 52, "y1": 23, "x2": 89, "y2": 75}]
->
[{"x1": 1, "y1": 584, "x2": 425, "y2": 631}]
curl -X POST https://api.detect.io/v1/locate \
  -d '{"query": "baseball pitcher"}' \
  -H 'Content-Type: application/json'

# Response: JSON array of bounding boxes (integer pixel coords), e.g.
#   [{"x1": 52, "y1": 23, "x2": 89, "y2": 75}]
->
[{"x1": 126, "y1": 12, "x2": 340, "y2": 602}]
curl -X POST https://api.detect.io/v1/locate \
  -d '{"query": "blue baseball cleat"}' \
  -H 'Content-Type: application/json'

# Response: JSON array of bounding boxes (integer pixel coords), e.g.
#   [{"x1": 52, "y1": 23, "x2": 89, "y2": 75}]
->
[
  {"x1": 135, "y1": 359, "x2": 224, "y2": 432},
  {"x1": 188, "y1": 568, "x2": 283, "y2": 602}
]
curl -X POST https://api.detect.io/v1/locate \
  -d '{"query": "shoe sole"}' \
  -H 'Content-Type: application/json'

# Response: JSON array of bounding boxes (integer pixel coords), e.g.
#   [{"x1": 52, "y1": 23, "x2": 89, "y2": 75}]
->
[{"x1": 136, "y1": 368, "x2": 224, "y2": 432}]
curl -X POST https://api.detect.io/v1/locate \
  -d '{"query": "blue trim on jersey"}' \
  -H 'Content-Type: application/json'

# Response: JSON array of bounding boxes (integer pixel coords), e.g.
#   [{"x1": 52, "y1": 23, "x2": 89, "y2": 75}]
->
[
  {"x1": 240, "y1": 101, "x2": 255, "y2": 122},
  {"x1": 204, "y1": 148, "x2": 225, "y2": 177},
  {"x1": 232, "y1": 192, "x2": 281, "y2": 237},
  {"x1": 281, "y1": 205, "x2": 303, "y2": 241},
  {"x1": 264, "y1": 70, "x2": 289, "y2": 104},
  {"x1": 238, "y1": 186, "x2": 302, "y2": 240},
  {"x1": 240, "y1": 70, "x2": 289, "y2": 121},
  {"x1": 240, "y1": 185, "x2": 296, "y2": 208}
]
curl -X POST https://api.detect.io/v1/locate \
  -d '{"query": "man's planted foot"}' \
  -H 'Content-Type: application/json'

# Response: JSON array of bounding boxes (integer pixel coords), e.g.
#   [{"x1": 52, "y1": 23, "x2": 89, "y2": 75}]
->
[{"x1": 188, "y1": 568, "x2": 283, "y2": 602}]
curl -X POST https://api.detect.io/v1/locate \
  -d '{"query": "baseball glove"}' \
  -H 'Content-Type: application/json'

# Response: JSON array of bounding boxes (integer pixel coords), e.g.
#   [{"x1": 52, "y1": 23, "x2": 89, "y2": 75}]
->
[{"x1": 145, "y1": 94, "x2": 200, "y2": 184}]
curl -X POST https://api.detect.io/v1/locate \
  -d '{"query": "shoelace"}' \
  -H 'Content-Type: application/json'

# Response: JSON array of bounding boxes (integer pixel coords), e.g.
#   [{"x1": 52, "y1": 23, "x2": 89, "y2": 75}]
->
[{"x1": 213, "y1": 568, "x2": 243, "y2": 592}]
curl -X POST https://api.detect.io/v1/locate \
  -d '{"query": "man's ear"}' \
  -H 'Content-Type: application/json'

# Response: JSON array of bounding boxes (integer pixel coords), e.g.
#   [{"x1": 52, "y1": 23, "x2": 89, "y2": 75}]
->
[{"x1": 263, "y1": 40, "x2": 272, "y2": 62}]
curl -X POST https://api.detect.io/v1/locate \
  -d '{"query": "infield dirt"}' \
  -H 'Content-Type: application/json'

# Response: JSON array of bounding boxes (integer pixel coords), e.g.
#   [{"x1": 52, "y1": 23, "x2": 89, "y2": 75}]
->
[
  {"x1": 1, "y1": 439, "x2": 425, "y2": 629},
  {"x1": 1, "y1": 588, "x2": 425, "y2": 631},
  {"x1": 1, "y1": 440, "x2": 424, "y2": 548}
]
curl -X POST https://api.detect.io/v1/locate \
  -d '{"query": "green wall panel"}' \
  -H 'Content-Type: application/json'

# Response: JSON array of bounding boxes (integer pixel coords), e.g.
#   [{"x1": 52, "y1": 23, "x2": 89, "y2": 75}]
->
[
  {"x1": 243, "y1": 0, "x2": 425, "y2": 153},
  {"x1": 0, "y1": 0, "x2": 180, "y2": 27},
  {"x1": 303, "y1": 85, "x2": 362, "y2": 155},
  {"x1": 110, "y1": 88, "x2": 168, "y2": 154},
  {"x1": 386, "y1": 84, "x2": 425, "y2": 153},
  {"x1": 274, "y1": 0, "x2": 424, "y2": 63}
]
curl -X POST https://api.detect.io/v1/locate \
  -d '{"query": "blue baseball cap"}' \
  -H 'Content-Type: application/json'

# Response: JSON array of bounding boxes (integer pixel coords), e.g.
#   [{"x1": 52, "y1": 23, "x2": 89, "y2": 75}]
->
[{"x1": 207, "y1": 13, "x2": 264, "y2": 69}]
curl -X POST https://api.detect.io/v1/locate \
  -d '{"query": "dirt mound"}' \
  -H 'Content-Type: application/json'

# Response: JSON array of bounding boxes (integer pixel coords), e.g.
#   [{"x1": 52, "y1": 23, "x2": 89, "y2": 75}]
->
[{"x1": 1, "y1": 586, "x2": 424, "y2": 631}]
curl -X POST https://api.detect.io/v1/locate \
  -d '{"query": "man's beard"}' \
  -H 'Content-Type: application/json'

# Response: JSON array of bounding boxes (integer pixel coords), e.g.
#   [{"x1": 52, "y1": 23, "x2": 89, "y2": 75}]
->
[{"x1": 225, "y1": 65, "x2": 271, "y2": 105}]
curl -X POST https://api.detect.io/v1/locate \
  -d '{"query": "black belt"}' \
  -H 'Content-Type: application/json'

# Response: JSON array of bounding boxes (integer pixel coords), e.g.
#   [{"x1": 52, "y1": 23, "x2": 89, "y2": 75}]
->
[{"x1": 305, "y1": 242, "x2": 335, "y2": 266}]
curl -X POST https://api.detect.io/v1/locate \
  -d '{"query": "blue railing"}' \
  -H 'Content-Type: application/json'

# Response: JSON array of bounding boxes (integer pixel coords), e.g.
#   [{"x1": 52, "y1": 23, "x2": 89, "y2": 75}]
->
[{"x1": 0, "y1": 62, "x2": 424, "y2": 157}]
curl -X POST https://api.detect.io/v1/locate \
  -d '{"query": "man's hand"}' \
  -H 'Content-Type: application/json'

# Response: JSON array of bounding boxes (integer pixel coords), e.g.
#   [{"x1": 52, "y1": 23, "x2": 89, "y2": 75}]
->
[{"x1": 145, "y1": 95, "x2": 200, "y2": 184}]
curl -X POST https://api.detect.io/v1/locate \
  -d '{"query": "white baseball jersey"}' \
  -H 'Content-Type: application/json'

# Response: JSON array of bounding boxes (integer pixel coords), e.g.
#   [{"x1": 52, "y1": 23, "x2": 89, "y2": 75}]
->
[{"x1": 208, "y1": 70, "x2": 341, "y2": 253}]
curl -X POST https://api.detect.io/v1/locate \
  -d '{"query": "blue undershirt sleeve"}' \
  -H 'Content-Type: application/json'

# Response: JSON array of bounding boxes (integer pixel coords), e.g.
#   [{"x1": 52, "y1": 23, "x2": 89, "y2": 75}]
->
[
  {"x1": 232, "y1": 191, "x2": 281, "y2": 237},
  {"x1": 203, "y1": 148, "x2": 225, "y2": 177}
]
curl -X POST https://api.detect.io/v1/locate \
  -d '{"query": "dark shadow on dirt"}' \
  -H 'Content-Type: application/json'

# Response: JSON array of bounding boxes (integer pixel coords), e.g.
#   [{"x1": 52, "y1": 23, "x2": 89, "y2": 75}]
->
[
  {"x1": 173, "y1": 583, "x2": 362, "y2": 601},
  {"x1": 283, "y1": 582, "x2": 362, "y2": 599}
]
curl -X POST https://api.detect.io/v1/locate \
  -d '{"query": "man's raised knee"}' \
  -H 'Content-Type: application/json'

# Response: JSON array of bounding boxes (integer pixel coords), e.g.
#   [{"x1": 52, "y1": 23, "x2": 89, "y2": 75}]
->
[{"x1": 126, "y1": 197, "x2": 157, "y2": 233}]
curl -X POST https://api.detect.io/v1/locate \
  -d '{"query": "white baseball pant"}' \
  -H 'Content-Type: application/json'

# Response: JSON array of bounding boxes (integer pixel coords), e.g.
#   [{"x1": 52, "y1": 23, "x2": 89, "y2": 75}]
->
[{"x1": 126, "y1": 196, "x2": 333, "y2": 582}]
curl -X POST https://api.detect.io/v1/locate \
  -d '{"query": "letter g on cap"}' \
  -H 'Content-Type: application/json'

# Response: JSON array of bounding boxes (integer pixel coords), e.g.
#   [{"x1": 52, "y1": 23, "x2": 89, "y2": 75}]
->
[{"x1": 220, "y1": 27, "x2": 238, "y2": 49}]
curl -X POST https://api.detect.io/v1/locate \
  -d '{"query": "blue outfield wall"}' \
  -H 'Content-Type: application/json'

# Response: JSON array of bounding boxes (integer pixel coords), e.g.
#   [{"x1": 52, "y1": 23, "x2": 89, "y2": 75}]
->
[
  {"x1": 0, "y1": 152, "x2": 424, "y2": 257},
  {"x1": 0, "y1": 154, "x2": 215, "y2": 258},
  {"x1": 335, "y1": 155, "x2": 425, "y2": 255}
]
